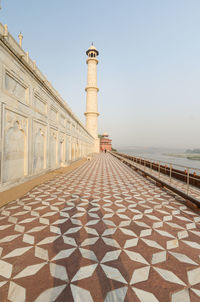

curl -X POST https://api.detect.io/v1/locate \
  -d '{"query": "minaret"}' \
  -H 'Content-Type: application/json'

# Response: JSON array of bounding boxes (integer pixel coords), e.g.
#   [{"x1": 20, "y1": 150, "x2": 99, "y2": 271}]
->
[{"x1": 85, "y1": 44, "x2": 100, "y2": 153}]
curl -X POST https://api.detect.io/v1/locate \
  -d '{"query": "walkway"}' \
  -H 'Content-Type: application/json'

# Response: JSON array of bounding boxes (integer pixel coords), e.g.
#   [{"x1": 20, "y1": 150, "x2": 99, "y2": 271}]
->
[{"x1": 0, "y1": 153, "x2": 200, "y2": 302}]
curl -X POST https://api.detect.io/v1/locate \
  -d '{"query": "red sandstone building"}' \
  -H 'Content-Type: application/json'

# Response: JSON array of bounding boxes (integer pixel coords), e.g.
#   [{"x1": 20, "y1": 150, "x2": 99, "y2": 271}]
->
[{"x1": 100, "y1": 133, "x2": 112, "y2": 151}]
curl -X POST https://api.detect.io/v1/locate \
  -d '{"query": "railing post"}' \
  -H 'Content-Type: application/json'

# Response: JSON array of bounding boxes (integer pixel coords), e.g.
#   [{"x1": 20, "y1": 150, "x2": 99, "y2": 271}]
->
[
  {"x1": 187, "y1": 168, "x2": 190, "y2": 194},
  {"x1": 170, "y1": 164, "x2": 172, "y2": 183}
]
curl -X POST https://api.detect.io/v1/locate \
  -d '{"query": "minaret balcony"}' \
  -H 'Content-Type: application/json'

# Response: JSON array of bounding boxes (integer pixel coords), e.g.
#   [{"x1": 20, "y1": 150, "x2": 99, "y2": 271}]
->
[{"x1": 85, "y1": 86, "x2": 99, "y2": 92}]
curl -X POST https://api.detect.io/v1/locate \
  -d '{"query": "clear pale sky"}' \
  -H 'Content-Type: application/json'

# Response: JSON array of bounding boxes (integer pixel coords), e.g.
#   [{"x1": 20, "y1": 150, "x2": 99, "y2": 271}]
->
[{"x1": 1, "y1": 0, "x2": 200, "y2": 149}]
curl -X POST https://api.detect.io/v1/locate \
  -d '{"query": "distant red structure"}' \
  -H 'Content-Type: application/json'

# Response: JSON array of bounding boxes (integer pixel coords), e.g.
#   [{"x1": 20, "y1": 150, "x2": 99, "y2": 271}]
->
[{"x1": 100, "y1": 133, "x2": 112, "y2": 152}]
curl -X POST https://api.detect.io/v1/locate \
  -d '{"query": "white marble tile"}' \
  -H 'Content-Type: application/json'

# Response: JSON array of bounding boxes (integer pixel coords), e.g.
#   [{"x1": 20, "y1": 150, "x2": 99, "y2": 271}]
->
[
  {"x1": 65, "y1": 227, "x2": 82, "y2": 234},
  {"x1": 72, "y1": 264, "x2": 98, "y2": 282},
  {"x1": 182, "y1": 240, "x2": 200, "y2": 249},
  {"x1": 101, "y1": 264, "x2": 127, "y2": 284},
  {"x1": 52, "y1": 248, "x2": 76, "y2": 261},
  {"x1": 140, "y1": 229, "x2": 152, "y2": 237},
  {"x1": 124, "y1": 250, "x2": 148, "y2": 265},
  {"x1": 8, "y1": 282, "x2": 26, "y2": 302},
  {"x1": 120, "y1": 228, "x2": 137, "y2": 237},
  {"x1": 35, "y1": 246, "x2": 49, "y2": 261},
  {"x1": 84, "y1": 227, "x2": 99, "y2": 236},
  {"x1": 102, "y1": 228, "x2": 116, "y2": 237},
  {"x1": 38, "y1": 236, "x2": 59, "y2": 245},
  {"x1": 71, "y1": 284, "x2": 94, "y2": 302},
  {"x1": 0, "y1": 281, "x2": 7, "y2": 288},
  {"x1": 142, "y1": 239, "x2": 164, "y2": 250},
  {"x1": 34, "y1": 285, "x2": 66, "y2": 302},
  {"x1": 63, "y1": 236, "x2": 77, "y2": 247},
  {"x1": 50, "y1": 263, "x2": 68, "y2": 281},
  {"x1": 101, "y1": 250, "x2": 121, "y2": 263},
  {"x1": 79, "y1": 248, "x2": 98, "y2": 262},
  {"x1": 102, "y1": 238, "x2": 120, "y2": 248},
  {"x1": 18, "y1": 218, "x2": 37, "y2": 224},
  {"x1": 0, "y1": 234, "x2": 20, "y2": 243},
  {"x1": 177, "y1": 231, "x2": 188, "y2": 239},
  {"x1": 81, "y1": 237, "x2": 99, "y2": 247},
  {"x1": 124, "y1": 238, "x2": 139, "y2": 249},
  {"x1": 169, "y1": 252, "x2": 197, "y2": 265},
  {"x1": 49, "y1": 226, "x2": 61, "y2": 235},
  {"x1": 0, "y1": 260, "x2": 12, "y2": 278},
  {"x1": 130, "y1": 266, "x2": 150, "y2": 284},
  {"x1": 42, "y1": 211, "x2": 57, "y2": 217},
  {"x1": 132, "y1": 287, "x2": 159, "y2": 302},
  {"x1": 23, "y1": 234, "x2": 34, "y2": 245},
  {"x1": 167, "y1": 239, "x2": 179, "y2": 250},
  {"x1": 191, "y1": 288, "x2": 200, "y2": 297},
  {"x1": 52, "y1": 218, "x2": 68, "y2": 225},
  {"x1": 0, "y1": 224, "x2": 12, "y2": 230},
  {"x1": 187, "y1": 267, "x2": 200, "y2": 285},
  {"x1": 155, "y1": 230, "x2": 174, "y2": 238},
  {"x1": 104, "y1": 286, "x2": 127, "y2": 302},
  {"x1": 14, "y1": 263, "x2": 45, "y2": 279},
  {"x1": 151, "y1": 251, "x2": 166, "y2": 264},
  {"x1": 26, "y1": 226, "x2": 46, "y2": 233},
  {"x1": 3, "y1": 247, "x2": 32, "y2": 259},
  {"x1": 171, "y1": 289, "x2": 190, "y2": 302},
  {"x1": 154, "y1": 267, "x2": 185, "y2": 285}
]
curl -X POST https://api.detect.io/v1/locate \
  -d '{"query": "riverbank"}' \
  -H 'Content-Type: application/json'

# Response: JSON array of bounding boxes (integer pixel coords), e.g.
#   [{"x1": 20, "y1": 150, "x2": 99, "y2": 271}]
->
[{"x1": 164, "y1": 153, "x2": 200, "y2": 161}]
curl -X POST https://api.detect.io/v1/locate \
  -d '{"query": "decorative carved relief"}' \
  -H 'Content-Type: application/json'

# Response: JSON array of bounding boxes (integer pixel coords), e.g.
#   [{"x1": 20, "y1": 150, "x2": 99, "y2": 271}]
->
[
  {"x1": 34, "y1": 94, "x2": 47, "y2": 115},
  {"x1": 65, "y1": 136, "x2": 69, "y2": 161},
  {"x1": 50, "y1": 129, "x2": 57, "y2": 168},
  {"x1": 3, "y1": 109, "x2": 27, "y2": 183},
  {"x1": 60, "y1": 114, "x2": 65, "y2": 127},
  {"x1": 5, "y1": 72, "x2": 28, "y2": 104},
  {"x1": 58, "y1": 133, "x2": 65, "y2": 165},
  {"x1": 50, "y1": 106, "x2": 58, "y2": 121},
  {"x1": 33, "y1": 122, "x2": 47, "y2": 173},
  {"x1": 67, "y1": 121, "x2": 71, "y2": 131}
]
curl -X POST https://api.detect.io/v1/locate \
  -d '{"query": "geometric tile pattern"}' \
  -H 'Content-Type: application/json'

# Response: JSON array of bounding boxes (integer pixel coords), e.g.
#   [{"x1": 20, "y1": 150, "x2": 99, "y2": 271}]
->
[{"x1": 0, "y1": 153, "x2": 200, "y2": 301}]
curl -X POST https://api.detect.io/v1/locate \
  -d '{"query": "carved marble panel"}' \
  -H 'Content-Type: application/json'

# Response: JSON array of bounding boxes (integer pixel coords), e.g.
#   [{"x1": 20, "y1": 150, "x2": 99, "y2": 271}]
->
[
  {"x1": 58, "y1": 133, "x2": 65, "y2": 165},
  {"x1": 5, "y1": 72, "x2": 28, "y2": 104},
  {"x1": 50, "y1": 128, "x2": 57, "y2": 168},
  {"x1": 50, "y1": 106, "x2": 58, "y2": 121},
  {"x1": 34, "y1": 94, "x2": 47, "y2": 115},
  {"x1": 71, "y1": 141, "x2": 75, "y2": 161},
  {"x1": 60, "y1": 114, "x2": 65, "y2": 127},
  {"x1": 33, "y1": 122, "x2": 47, "y2": 173},
  {"x1": 3, "y1": 109, "x2": 27, "y2": 183},
  {"x1": 65, "y1": 136, "x2": 69, "y2": 161},
  {"x1": 67, "y1": 121, "x2": 71, "y2": 131}
]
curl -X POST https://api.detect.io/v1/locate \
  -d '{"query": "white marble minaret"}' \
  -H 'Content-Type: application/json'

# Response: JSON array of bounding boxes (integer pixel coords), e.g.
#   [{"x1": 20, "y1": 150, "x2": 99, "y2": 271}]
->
[{"x1": 85, "y1": 44, "x2": 100, "y2": 153}]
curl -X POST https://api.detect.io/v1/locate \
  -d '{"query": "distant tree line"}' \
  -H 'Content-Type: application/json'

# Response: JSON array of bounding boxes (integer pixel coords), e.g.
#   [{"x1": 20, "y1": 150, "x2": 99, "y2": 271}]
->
[{"x1": 185, "y1": 148, "x2": 200, "y2": 154}]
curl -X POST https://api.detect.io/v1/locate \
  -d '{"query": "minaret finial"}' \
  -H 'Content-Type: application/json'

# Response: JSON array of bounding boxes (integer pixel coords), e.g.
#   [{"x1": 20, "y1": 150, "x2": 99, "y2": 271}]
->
[
  {"x1": 18, "y1": 32, "x2": 23, "y2": 48},
  {"x1": 91, "y1": 41, "x2": 93, "y2": 46}
]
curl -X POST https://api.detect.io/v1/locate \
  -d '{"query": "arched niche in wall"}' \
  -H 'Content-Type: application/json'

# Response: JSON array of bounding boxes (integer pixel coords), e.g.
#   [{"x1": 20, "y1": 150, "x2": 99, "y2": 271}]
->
[
  {"x1": 58, "y1": 135, "x2": 65, "y2": 166},
  {"x1": 3, "y1": 114, "x2": 27, "y2": 184},
  {"x1": 50, "y1": 129, "x2": 57, "y2": 168},
  {"x1": 33, "y1": 124, "x2": 46, "y2": 173}
]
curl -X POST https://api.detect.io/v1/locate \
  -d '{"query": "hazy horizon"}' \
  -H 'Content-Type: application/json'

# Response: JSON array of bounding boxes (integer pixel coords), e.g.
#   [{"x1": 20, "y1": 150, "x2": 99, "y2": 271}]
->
[{"x1": 1, "y1": 0, "x2": 200, "y2": 149}]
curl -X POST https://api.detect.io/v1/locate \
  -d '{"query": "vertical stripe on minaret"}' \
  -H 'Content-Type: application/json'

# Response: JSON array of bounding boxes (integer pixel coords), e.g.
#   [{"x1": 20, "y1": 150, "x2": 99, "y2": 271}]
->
[{"x1": 84, "y1": 44, "x2": 100, "y2": 153}]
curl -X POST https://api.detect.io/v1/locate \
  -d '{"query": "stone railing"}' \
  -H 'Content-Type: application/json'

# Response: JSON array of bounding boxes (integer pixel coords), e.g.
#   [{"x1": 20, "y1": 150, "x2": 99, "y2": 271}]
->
[{"x1": 0, "y1": 23, "x2": 94, "y2": 191}]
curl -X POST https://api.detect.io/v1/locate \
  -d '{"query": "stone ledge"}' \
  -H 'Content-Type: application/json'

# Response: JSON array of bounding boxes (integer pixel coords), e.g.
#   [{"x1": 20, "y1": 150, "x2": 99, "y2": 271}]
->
[{"x1": 0, "y1": 158, "x2": 87, "y2": 209}]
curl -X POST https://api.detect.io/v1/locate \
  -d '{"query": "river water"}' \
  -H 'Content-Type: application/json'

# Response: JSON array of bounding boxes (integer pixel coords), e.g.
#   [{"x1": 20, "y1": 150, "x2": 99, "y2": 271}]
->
[{"x1": 118, "y1": 147, "x2": 200, "y2": 174}]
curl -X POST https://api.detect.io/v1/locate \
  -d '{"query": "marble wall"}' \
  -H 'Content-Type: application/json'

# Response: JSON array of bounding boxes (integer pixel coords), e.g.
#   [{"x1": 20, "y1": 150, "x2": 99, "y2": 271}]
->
[{"x1": 0, "y1": 23, "x2": 94, "y2": 191}]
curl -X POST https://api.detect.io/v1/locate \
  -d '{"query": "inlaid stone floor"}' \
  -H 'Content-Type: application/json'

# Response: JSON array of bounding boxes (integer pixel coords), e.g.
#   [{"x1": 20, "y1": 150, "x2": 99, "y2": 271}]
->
[{"x1": 0, "y1": 153, "x2": 200, "y2": 302}]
